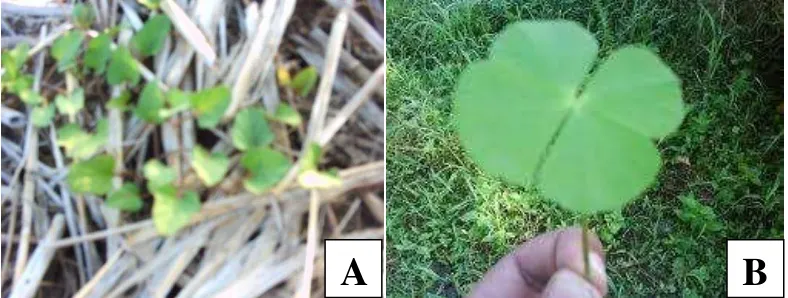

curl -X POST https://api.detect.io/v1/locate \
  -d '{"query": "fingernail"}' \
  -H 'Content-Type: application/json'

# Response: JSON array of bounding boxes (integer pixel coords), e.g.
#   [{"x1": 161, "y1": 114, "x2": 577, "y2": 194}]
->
[{"x1": 589, "y1": 252, "x2": 607, "y2": 285}]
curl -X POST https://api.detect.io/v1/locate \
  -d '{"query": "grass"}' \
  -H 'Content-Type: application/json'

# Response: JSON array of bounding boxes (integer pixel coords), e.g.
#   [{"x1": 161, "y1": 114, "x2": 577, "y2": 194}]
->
[{"x1": 385, "y1": 0, "x2": 783, "y2": 296}]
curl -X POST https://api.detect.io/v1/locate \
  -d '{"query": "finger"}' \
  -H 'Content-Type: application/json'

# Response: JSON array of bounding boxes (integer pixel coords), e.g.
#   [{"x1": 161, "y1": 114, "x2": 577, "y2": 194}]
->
[
  {"x1": 512, "y1": 227, "x2": 608, "y2": 295},
  {"x1": 468, "y1": 227, "x2": 607, "y2": 298},
  {"x1": 542, "y1": 269, "x2": 602, "y2": 298}
]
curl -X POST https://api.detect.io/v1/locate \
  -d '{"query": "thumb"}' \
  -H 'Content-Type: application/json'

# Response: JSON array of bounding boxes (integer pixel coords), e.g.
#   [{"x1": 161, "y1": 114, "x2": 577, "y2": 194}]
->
[{"x1": 542, "y1": 269, "x2": 602, "y2": 298}]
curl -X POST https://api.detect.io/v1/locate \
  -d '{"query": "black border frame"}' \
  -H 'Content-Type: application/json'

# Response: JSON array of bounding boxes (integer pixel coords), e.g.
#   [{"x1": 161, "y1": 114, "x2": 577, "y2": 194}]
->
[
  {"x1": 726, "y1": 239, "x2": 785, "y2": 298},
  {"x1": 323, "y1": 239, "x2": 384, "y2": 298}
]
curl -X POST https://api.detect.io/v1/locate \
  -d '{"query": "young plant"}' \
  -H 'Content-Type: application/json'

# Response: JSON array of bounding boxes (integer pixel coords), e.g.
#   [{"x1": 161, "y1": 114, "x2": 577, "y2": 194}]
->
[{"x1": 455, "y1": 20, "x2": 685, "y2": 276}]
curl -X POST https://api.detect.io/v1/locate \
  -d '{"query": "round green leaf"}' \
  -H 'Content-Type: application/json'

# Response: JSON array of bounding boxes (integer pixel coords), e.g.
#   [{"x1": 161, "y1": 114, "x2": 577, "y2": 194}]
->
[
  {"x1": 107, "y1": 46, "x2": 140, "y2": 86},
  {"x1": 131, "y1": 14, "x2": 171, "y2": 57},
  {"x1": 106, "y1": 183, "x2": 143, "y2": 212},
  {"x1": 231, "y1": 107, "x2": 274, "y2": 151},
  {"x1": 67, "y1": 154, "x2": 115, "y2": 195},
  {"x1": 240, "y1": 147, "x2": 291, "y2": 194},
  {"x1": 134, "y1": 83, "x2": 165, "y2": 123},
  {"x1": 152, "y1": 185, "x2": 201, "y2": 236},
  {"x1": 51, "y1": 30, "x2": 85, "y2": 72},
  {"x1": 191, "y1": 145, "x2": 229, "y2": 187},
  {"x1": 143, "y1": 160, "x2": 177, "y2": 189},
  {"x1": 31, "y1": 104, "x2": 55, "y2": 128},
  {"x1": 455, "y1": 20, "x2": 684, "y2": 213},
  {"x1": 85, "y1": 33, "x2": 112, "y2": 74},
  {"x1": 190, "y1": 86, "x2": 230, "y2": 128}
]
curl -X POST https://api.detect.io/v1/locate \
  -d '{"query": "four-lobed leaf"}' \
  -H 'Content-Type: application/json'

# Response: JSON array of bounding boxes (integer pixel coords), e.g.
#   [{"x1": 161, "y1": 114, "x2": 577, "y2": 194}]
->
[
  {"x1": 190, "y1": 86, "x2": 230, "y2": 128},
  {"x1": 290, "y1": 66, "x2": 318, "y2": 97},
  {"x1": 455, "y1": 20, "x2": 685, "y2": 213},
  {"x1": 231, "y1": 107, "x2": 274, "y2": 151},
  {"x1": 67, "y1": 154, "x2": 115, "y2": 195},
  {"x1": 151, "y1": 185, "x2": 201, "y2": 236},
  {"x1": 134, "y1": 83, "x2": 166, "y2": 123},
  {"x1": 31, "y1": 104, "x2": 55, "y2": 127},
  {"x1": 131, "y1": 14, "x2": 171, "y2": 57},
  {"x1": 85, "y1": 33, "x2": 112, "y2": 74},
  {"x1": 191, "y1": 145, "x2": 229, "y2": 187},
  {"x1": 51, "y1": 30, "x2": 85, "y2": 72},
  {"x1": 106, "y1": 183, "x2": 144, "y2": 212},
  {"x1": 143, "y1": 160, "x2": 177, "y2": 189},
  {"x1": 269, "y1": 103, "x2": 302, "y2": 126},
  {"x1": 55, "y1": 88, "x2": 85, "y2": 118},
  {"x1": 240, "y1": 147, "x2": 291, "y2": 194},
  {"x1": 107, "y1": 46, "x2": 140, "y2": 86}
]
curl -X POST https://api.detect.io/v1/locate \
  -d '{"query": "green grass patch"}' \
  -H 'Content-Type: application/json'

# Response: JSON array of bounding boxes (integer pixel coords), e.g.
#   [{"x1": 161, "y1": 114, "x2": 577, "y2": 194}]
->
[{"x1": 385, "y1": 0, "x2": 783, "y2": 296}]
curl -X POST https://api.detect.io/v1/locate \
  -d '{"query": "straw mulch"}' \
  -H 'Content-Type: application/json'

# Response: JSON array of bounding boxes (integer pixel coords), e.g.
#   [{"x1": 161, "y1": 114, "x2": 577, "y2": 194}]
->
[{"x1": 0, "y1": 0, "x2": 384, "y2": 297}]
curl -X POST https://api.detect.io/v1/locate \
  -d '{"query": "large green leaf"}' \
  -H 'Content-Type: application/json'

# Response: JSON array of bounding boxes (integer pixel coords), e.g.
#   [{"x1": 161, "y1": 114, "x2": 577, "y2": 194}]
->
[
  {"x1": 131, "y1": 14, "x2": 171, "y2": 57},
  {"x1": 455, "y1": 20, "x2": 684, "y2": 213},
  {"x1": 191, "y1": 145, "x2": 229, "y2": 187},
  {"x1": 240, "y1": 147, "x2": 291, "y2": 194},
  {"x1": 51, "y1": 30, "x2": 85, "y2": 72},
  {"x1": 190, "y1": 86, "x2": 230, "y2": 128},
  {"x1": 67, "y1": 154, "x2": 115, "y2": 195},
  {"x1": 231, "y1": 107, "x2": 273, "y2": 151},
  {"x1": 134, "y1": 83, "x2": 165, "y2": 123},
  {"x1": 107, "y1": 46, "x2": 140, "y2": 86},
  {"x1": 55, "y1": 87, "x2": 85, "y2": 118},
  {"x1": 85, "y1": 33, "x2": 112, "y2": 74},
  {"x1": 143, "y1": 160, "x2": 177, "y2": 189},
  {"x1": 106, "y1": 183, "x2": 143, "y2": 212},
  {"x1": 57, "y1": 119, "x2": 109, "y2": 160},
  {"x1": 151, "y1": 185, "x2": 201, "y2": 236}
]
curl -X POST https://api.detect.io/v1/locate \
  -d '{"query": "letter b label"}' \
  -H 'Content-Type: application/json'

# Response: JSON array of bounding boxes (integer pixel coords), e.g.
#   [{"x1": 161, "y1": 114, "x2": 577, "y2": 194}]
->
[
  {"x1": 727, "y1": 240, "x2": 784, "y2": 297},
  {"x1": 325, "y1": 239, "x2": 383, "y2": 297}
]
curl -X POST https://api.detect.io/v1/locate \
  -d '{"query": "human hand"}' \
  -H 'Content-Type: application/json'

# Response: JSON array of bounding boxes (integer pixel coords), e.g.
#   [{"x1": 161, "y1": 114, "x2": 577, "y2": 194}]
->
[{"x1": 468, "y1": 227, "x2": 608, "y2": 297}]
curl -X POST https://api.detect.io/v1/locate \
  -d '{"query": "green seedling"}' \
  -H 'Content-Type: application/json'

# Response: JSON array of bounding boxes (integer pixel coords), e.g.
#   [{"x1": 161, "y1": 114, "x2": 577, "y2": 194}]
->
[
  {"x1": 143, "y1": 160, "x2": 177, "y2": 189},
  {"x1": 51, "y1": 30, "x2": 85, "y2": 72},
  {"x1": 131, "y1": 14, "x2": 171, "y2": 57},
  {"x1": 290, "y1": 66, "x2": 319, "y2": 97},
  {"x1": 67, "y1": 154, "x2": 115, "y2": 195},
  {"x1": 240, "y1": 146, "x2": 291, "y2": 194},
  {"x1": 107, "y1": 46, "x2": 140, "y2": 85},
  {"x1": 85, "y1": 33, "x2": 112, "y2": 74},
  {"x1": 190, "y1": 86, "x2": 230, "y2": 128},
  {"x1": 106, "y1": 183, "x2": 144, "y2": 212},
  {"x1": 135, "y1": 82, "x2": 166, "y2": 123},
  {"x1": 31, "y1": 104, "x2": 55, "y2": 127},
  {"x1": 297, "y1": 143, "x2": 341, "y2": 189},
  {"x1": 191, "y1": 145, "x2": 230, "y2": 187},
  {"x1": 231, "y1": 107, "x2": 274, "y2": 151},
  {"x1": 72, "y1": 3, "x2": 96, "y2": 29},
  {"x1": 55, "y1": 87, "x2": 85, "y2": 119},
  {"x1": 455, "y1": 20, "x2": 685, "y2": 278},
  {"x1": 106, "y1": 90, "x2": 132, "y2": 110},
  {"x1": 268, "y1": 103, "x2": 303, "y2": 126},
  {"x1": 57, "y1": 119, "x2": 109, "y2": 160},
  {"x1": 151, "y1": 185, "x2": 201, "y2": 236}
]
